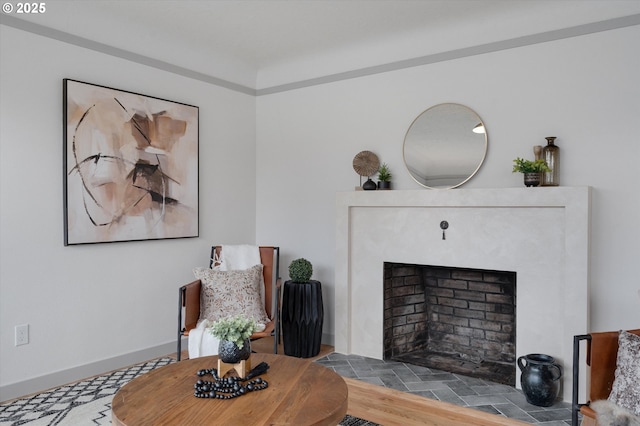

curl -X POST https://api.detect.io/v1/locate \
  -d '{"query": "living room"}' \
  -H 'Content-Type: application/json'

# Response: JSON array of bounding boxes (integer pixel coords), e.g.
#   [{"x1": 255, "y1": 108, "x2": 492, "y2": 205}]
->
[{"x1": 1, "y1": 0, "x2": 639, "y2": 410}]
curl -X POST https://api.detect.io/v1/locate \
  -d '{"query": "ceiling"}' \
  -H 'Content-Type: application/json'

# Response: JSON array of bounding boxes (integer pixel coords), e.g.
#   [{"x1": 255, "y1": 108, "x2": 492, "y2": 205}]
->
[{"x1": 7, "y1": 0, "x2": 640, "y2": 90}]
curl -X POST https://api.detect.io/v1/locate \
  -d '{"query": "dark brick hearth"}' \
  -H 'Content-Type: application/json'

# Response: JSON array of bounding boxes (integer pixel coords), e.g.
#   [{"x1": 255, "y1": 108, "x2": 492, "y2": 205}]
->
[{"x1": 383, "y1": 263, "x2": 516, "y2": 385}]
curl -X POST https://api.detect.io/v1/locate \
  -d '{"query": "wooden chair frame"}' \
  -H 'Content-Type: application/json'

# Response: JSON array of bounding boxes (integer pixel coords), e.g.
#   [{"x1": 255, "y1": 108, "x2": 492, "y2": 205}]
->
[
  {"x1": 177, "y1": 246, "x2": 281, "y2": 360},
  {"x1": 572, "y1": 329, "x2": 640, "y2": 426}
]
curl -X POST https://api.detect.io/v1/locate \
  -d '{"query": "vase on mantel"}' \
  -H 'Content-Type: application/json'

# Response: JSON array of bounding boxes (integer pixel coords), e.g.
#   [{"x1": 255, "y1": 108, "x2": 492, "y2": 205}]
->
[
  {"x1": 362, "y1": 178, "x2": 377, "y2": 190},
  {"x1": 533, "y1": 145, "x2": 543, "y2": 161},
  {"x1": 542, "y1": 137, "x2": 559, "y2": 186}
]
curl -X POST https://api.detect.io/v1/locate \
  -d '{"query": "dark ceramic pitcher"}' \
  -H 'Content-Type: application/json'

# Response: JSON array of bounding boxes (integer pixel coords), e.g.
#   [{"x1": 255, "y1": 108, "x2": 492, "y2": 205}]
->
[{"x1": 517, "y1": 353, "x2": 562, "y2": 407}]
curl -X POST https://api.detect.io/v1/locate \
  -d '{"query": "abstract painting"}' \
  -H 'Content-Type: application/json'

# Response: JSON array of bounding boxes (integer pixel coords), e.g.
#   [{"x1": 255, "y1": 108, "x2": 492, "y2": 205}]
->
[{"x1": 63, "y1": 79, "x2": 199, "y2": 245}]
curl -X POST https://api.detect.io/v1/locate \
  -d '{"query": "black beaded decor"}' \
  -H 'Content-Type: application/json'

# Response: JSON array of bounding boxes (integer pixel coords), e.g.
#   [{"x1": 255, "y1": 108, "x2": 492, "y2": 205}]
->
[{"x1": 193, "y1": 362, "x2": 270, "y2": 400}]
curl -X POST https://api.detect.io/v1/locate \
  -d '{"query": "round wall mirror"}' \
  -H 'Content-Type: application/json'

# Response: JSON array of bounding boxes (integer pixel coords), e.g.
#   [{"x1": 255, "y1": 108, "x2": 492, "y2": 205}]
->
[{"x1": 403, "y1": 103, "x2": 487, "y2": 189}]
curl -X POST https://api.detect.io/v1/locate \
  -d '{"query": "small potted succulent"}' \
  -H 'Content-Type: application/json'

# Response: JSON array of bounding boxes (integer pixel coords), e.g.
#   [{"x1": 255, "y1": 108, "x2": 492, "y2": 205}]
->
[
  {"x1": 283, "y1": 258, "x2": 324, "y2": 358},
  {"x1": 512, "y1": 157, "x2": 551, "y2": 187},
  {"x1": 208, "y1": 315, "x2": 257, "y2": 363},
  {"x1": 377, "y1": 163, "x2": 392, "y2": 190}
]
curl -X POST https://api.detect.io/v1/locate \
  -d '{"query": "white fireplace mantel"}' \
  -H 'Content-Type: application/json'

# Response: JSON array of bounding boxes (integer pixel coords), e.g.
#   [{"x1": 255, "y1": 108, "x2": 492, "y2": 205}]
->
[{"x1": 335, "y1": 187, "x2": 590, "y2": 401}]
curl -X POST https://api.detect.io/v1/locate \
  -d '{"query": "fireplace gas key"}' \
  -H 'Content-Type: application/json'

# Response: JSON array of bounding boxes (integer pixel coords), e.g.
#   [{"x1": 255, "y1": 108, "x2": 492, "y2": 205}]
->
[{"x1": 440, "y1": 221, "x2": 449, "y2": 240}]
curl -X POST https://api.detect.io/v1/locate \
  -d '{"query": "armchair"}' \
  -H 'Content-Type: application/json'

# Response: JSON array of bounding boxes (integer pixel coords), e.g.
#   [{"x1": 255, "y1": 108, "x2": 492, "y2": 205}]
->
[
  {"x1": 572, "y1": 329, "x2": 640, "y2": 426},
  {"x1": 177, "y1": 246, "x2": 281, "y2": 360}
]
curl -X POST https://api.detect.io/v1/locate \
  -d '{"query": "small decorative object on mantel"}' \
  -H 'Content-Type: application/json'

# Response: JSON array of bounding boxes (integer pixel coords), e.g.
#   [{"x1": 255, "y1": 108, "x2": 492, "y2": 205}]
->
[
  {"x1": 377, "y1": 163, "x2": 392, "y2": 190},
  {"x1": 352, "y1": 150, "x2": 380, "y2": 190},
  {"x1": 542, "y1": 137, "x2": 560, "y2": 186},
  {"x1": 533, "y1": 145, "x2": 543, "y2": 161},
  {"x1": 512, "y1": 157, "x2": 551, "y2": 187},
  {"x1": 282, "y1": 258, "x2": 324, "y2": 358},
  {"x1": 362, "y1": 178, "x2": 377, "y2": 190},
  {"x1": 517, "y1": 353, "x2": 562, "y2": 407}
]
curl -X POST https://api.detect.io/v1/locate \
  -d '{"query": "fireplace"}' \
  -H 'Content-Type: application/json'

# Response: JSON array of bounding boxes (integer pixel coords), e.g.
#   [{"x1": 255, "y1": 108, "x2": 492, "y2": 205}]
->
[
  {"x1": 335, "y1": 187, "x2": 590, "y2": 401},
  {"x1": 383, "y1": 263, "x2": 516, "y2": 385}
]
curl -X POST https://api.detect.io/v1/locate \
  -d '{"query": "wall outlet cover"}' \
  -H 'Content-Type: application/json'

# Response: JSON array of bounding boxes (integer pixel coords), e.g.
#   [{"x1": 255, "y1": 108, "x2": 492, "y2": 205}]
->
[{"x1": 15, "y1": 324, "x2": 29, "y2": 346}]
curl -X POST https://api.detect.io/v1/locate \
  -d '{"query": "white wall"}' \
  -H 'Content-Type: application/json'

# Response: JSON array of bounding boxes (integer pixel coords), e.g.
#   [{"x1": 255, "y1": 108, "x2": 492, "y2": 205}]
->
[
  {"x1": 256, "y1": 25, "x2": 640, "y2": 345},
  {"x1": 0, "y1": 26, "x2": 256, "y2": 399}
]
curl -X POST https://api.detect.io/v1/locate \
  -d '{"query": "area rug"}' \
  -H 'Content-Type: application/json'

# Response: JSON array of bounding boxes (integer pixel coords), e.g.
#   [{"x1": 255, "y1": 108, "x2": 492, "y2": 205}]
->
[{"x1": 0, "y1": 358, "x2": 375, "y2": 425}]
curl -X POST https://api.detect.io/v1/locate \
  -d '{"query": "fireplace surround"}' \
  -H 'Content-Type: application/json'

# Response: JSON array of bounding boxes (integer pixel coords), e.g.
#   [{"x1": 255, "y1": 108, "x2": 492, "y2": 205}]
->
[{"x1": 335, "y1": 187, "x2": 590, "y2": 401}]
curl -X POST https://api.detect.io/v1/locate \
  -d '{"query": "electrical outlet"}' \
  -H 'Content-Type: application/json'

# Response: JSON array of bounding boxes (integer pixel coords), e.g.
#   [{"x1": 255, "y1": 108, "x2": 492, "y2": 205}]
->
[{"x1": 15, "y1": 324, "x2": 29, "y2": 346}]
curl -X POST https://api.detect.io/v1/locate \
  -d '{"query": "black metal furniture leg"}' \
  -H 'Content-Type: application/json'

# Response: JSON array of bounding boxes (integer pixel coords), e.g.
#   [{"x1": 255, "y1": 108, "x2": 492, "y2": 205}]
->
[{"x1": 572, "y1": 334, "x2": 591, "y2": 426}]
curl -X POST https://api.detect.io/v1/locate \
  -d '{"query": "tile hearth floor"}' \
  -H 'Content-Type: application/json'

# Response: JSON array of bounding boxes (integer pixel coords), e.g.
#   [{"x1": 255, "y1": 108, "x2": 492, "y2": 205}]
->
[{"x1": 316, "y1": 353, "x2": 574, "y2": 425}]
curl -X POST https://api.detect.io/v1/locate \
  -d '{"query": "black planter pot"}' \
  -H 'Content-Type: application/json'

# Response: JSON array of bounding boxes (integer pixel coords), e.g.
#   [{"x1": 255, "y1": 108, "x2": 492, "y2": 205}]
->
[
  {"x1": 282, "y1": 280, "x2": 324, "y2": 358},
  {"x1": 218, "y1": 339, "x2": 251, "y2": 363},
  {"x1": 377, "y1": 181, "x2": 391, "y2": 190},
  {"x1": 523, "y1": 172, "x2": 541, "y2": 187}
]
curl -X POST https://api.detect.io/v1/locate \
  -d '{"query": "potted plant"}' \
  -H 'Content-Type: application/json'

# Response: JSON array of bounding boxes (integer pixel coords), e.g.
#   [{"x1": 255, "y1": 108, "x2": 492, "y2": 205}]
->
[
  {"x1": 512, "y1": 157, "x2": 551, "y2": 187},
  {"x1": 377, "y1": 163, "x2": 392, "y2": 190},
  {"x1": 208, "y1": 315, "x2": 257, "y2": 363},
  {"x1": 282, "y1": 258, "x2": 324, "y2": 358}
]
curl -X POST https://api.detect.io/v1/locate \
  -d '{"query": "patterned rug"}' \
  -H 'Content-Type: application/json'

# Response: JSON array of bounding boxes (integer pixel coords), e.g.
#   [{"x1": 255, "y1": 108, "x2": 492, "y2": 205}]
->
[{"x1": 0, "y1": 358, "x2": 374, "y2": 425}]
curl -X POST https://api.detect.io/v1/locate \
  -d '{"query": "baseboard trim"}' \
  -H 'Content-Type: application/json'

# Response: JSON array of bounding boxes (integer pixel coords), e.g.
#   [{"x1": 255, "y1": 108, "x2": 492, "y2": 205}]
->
[
  {"x1": 322, "y1": 332, "x2": 334, "y2": 347},
  {"x1": 0, "y1": 340, "x2": 179, "y2": 403}
]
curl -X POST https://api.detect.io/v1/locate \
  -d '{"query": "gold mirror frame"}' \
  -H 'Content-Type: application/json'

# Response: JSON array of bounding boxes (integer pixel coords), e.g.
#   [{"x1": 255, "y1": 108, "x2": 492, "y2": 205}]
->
[{"x1": 403, "y1": 103, "x2": 487, "y2": 189}]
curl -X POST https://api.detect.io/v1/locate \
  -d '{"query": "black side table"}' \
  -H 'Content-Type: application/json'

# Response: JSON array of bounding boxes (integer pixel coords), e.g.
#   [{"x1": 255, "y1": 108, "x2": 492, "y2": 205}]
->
[{"x1": 282, "y1": 280, "x2": 324, "y2": 358}]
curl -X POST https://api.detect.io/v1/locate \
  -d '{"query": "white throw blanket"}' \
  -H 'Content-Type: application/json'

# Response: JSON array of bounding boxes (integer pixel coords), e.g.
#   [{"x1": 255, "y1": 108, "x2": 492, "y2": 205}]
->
[
  {"x1": 188, "y1": 319, "x2": 220, "y2": 358},
  {"x1": 218, "y1": 244, "x2": 262, "y2": 271},
  {"x1": 187, "y1": 245, "x2": 263, "y2": 359}
]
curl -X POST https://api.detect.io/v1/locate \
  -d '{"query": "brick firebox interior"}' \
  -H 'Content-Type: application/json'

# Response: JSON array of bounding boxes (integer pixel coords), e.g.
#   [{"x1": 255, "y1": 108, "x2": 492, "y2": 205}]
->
[{"x1": 384, "y1": 263, "x2": 517, "y2": 385}]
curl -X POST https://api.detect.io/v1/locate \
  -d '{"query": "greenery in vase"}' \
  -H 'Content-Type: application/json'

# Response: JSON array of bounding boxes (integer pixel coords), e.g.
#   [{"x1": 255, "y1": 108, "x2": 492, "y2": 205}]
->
[
  {"x1": 377, "y1": 163, "x2": 392, "y2": 182},
  {"x1": 288, "y1": 258, "x2": 313, "y2": 283},
  {"x1": 512, "y1": 157, "x2": 551, "y2": 173},
  {"x1": 208, "y1": 315, "x2": 257, "y2": 349}
]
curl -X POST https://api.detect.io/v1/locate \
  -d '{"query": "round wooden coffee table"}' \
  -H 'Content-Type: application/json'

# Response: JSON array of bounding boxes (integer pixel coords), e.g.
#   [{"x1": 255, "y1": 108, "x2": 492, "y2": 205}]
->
[{"x1": 112, "y1": 353, "x2": 348, "y2": 425}]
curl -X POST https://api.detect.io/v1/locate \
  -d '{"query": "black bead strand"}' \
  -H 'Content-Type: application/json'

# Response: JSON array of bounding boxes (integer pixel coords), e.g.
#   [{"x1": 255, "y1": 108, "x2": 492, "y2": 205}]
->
[{"x1": 193, "y1": 366, "x2": 269, "y2": 400}]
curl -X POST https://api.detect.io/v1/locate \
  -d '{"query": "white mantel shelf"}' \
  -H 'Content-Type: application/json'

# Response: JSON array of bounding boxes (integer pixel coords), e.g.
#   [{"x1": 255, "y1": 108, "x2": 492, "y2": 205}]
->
[
  {"x1": 335, "y1": 187, "x2": 591, "y2": 401},
  {"x1": 337, "y1": 186, "x2": 591, "y2": 208}
]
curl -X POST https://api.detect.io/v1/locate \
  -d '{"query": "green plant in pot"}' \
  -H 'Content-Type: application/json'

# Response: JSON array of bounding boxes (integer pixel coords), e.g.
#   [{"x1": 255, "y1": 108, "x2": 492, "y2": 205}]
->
[
  {"x1": 208, "y1": 315, "x2": 257, "y2": 363},
  {"x1": 283, "y1": 257, "x2": 324, "y2": 358},
  {"x1": 377, "y1": 163, "x2": 392, "y2": 190},
  {"x1": 512, "y1": 157, "x2": 551, "y2": 187}
]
